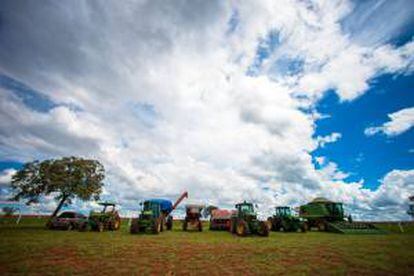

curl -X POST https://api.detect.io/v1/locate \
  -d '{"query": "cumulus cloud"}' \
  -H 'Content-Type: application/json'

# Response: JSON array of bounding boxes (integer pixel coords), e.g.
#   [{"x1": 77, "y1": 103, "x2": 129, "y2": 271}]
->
[
  {"x1": 0, "y1": 0, "x2": 412, "y2": 220},
  {"x1": 365, "y1": 107, "x2": 414, "y2": 136},
  {"x1": 316, "y1": 132, "x2": 342, "y2": 148},
  {"x1": 0, "y1": 169, "x2": 16, "y2": 187}
]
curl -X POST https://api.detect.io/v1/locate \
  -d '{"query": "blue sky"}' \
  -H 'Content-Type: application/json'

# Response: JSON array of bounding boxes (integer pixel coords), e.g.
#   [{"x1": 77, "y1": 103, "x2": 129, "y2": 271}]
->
[
  {"x1": 313, "y1": 73, "x2": 414, "y2": 190},
  {"x1": 0, "y1": 0, "x2": 413, "y2": 220}
]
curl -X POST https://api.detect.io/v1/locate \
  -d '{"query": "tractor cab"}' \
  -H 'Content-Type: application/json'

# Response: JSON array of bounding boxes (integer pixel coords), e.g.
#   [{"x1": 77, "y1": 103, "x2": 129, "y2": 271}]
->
[
  {"x1": 235, "y1": 201, "x2": 256, "y2": 217},
  {"x1": 325, "y1": 202, "x2": 344, "y2": 221},
  {"x1": 99, "y1": 202, "x2": 117, "y2": 213},
  {"x1": 140, "y1": 200, "x2": 162, "y2": 219}
]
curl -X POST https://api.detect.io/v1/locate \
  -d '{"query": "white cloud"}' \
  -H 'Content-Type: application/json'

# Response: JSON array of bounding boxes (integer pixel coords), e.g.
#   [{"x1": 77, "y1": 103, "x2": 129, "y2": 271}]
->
[
  {"x1": 0, "y1": 169, "x2": 16, "y2": 187},
  {"x1": 316, "y1": 132, "x2": 342, "y2": 147},
  {"x1": 0, "y1": 0, "x2": 412, "y2": 220},
  {"x1": 365, "y1": 107, "x2": 414, "y2": 136}
]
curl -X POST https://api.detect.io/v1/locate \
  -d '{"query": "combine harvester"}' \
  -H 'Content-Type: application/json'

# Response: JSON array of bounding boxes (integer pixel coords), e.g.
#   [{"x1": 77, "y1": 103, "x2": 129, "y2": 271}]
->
[
  {"x1": 130, "y1": 191, "x2": 188, "y2": 234},
  {"x1": 299, "y1": 198, "x2": 385, "y2": 234}
]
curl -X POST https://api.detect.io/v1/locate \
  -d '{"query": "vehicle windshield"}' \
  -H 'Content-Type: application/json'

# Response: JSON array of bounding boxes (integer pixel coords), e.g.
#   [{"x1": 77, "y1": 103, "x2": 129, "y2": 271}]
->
[
  {"x1": 143, "y1": 201, "x2": 159, "y2": 213},
  {"x1": 332, "y1": 203, "x2": 343, "y2": 216},
  {"x1": 101, "y1": 205, "x2": 115, "y2": 213},
  {"x1": 239, "y1": 204, "x2": 254, "y2": 213},
  {"x1": 276, "y1": 207, "x2": 291, "y2": 216}
]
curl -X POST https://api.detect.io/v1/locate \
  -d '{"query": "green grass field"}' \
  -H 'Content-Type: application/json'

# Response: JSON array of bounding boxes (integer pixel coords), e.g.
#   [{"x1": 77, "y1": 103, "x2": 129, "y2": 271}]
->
[{"x1": 1, "y1": 218, "x2": 413, "y2": 275}]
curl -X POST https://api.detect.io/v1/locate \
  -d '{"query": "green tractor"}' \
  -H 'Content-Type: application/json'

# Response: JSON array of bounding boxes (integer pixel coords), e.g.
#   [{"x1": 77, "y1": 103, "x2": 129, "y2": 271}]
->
[
  {"x1": 84, "y1": 202, "x2": 121, "y2": 232},
  {"x1": 130, "y1": 191, "x2": 188, "y2": 234},
  {"x1": 267, "y1": 206, "x2": 306, "y2": 232},
  {"x1": 230, "y1": 201, "x2": 269, "y2": 237},
  {"x1": 299, "y1": 197, "x2": 384, "y2": 234}
]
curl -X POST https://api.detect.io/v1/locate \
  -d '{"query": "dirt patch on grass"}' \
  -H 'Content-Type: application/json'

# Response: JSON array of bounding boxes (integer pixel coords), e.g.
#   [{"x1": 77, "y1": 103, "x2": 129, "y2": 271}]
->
[{"x1": 26, "y1": 246, "x2": 92, "y2": 274}]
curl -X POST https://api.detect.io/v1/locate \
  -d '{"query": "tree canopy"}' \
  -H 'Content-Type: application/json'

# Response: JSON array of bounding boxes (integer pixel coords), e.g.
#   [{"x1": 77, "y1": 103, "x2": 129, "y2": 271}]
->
[{"x1": 11, "y1": 156, "x2": 105, "y2": 217}]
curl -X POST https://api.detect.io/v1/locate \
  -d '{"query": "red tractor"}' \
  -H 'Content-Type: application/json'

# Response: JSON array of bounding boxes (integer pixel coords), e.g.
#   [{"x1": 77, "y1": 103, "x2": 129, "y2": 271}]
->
[{"x1": 183, "y1": 204, "x2": 204, "y2": 231}]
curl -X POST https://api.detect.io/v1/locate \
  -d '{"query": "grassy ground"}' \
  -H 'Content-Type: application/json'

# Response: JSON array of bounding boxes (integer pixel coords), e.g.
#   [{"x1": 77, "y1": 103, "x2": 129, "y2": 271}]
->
[{"x1": 1, "y1": 218, "x2": 413, "y2": 275}]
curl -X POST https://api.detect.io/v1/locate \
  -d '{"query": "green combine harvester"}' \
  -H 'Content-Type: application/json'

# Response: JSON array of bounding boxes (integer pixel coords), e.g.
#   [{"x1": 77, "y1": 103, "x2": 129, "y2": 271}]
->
[{"x1": 299, "y1": 198, "x2": 385, "y2": 234}]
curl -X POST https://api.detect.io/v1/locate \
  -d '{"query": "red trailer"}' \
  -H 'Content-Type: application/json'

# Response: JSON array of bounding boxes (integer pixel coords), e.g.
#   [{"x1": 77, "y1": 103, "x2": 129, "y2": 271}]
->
[{"x1": 209, "y1": 209, "x2": 236, "y2": 230}]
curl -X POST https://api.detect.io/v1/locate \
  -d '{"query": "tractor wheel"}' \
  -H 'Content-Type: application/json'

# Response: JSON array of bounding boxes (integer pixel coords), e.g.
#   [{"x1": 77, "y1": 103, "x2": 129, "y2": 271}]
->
[
  {"x1": 152, "y1": 219, "x2": 161, "y2": 234},
  {"x1": 236, "y1": 220, "x2": 248, "y2": 236},
  {"x1": 182, "y1": 220, "x2": 188, "y2": 231},
  {"x1": 98, "y1": 222, "x2": 104, "y2": 232},
  {"x1": 258, "y1": 222, "x2": 269, "y2": 237},
  {"x1": 46, "y1": 220, "x2": 53, "y2": 230},
  {"x1": 113, "y1": 218, "x2": 121, "y2": 231},
  {"x1": 67, "y1": 223, "x2": 74, "y2": 231},
  {"x1": 130, "y1": 221, "x2": 139, "y2": 234},
  {"x1": 317, "y1": 221, "x2": 326, "y2": 232},
  {"x1": 79, "y1": 222, "x2": 88, "y2": 232},
  {"x1": 198, "y1": 221, "x2": 203, "y2": 232},
  {"x1": 267, "y1": 218, "x2": 274, "y2": 231},
  {"x1": 166, "y1": 216, "x2": 173, "y2": 230},
  {"x1": 300, "y1": 222, "x2": 309, "y2": 233}
]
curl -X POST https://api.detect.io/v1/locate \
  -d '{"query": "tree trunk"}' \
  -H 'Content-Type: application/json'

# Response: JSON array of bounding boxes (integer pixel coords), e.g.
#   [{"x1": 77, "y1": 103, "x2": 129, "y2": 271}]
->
[{"x1": 50, "y1": 195, "x2": 68, "y2": 218}]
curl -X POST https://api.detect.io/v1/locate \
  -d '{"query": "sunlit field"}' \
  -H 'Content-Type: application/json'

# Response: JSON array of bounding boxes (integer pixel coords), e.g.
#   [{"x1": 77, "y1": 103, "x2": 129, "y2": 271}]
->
[{"x1": 1, "y1": 218, "x2": 413, "y2": 275}]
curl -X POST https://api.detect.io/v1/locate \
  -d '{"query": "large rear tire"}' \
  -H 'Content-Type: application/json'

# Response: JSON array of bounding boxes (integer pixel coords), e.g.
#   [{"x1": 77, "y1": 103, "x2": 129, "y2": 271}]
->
[
  {"x1": 46, "y1": 220, "x2": 53, "y2": 230},
  {"x1": 98, "y1": 222, "x2": 104, "y2": 232},
  {"x1": 317, "y1": 221, "x2": 326, "y2": 232},
  {"x1": 258, "y1": 221, "x2": 269, "y2": 237},
  {"x1": 166, "y1": 216, "x2": 173, "y2": 230},
  {"x1": 130, "y1": 220, "x2": 139, "y2": 234},
  {"x1": 67, "y1": 223, "x2": 74, "y2": 231},
  {"x1": 236, "y1": 220, "x2": 248, "y2": 236},
  {"x1": 152, "y1": 219, "x2": 161, "y2": 234},
  {"x1": 267, "y1": 217, "x2": 274, "y2": 231},
  {"x1": 113, "y1": 217, "x2": 121, "y2": 231},
  {"x1": 300, "y1": 223, "x2": 307, "y2": 233},
  {"x1": 78, "y1": 222, "x2": 88, "y2": 232}
]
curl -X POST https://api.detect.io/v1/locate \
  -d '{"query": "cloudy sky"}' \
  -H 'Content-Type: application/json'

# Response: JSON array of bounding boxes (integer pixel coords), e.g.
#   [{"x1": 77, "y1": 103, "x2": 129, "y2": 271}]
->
[{"x1": 0, "y1": 0, "x2": 413, "y2": 220}]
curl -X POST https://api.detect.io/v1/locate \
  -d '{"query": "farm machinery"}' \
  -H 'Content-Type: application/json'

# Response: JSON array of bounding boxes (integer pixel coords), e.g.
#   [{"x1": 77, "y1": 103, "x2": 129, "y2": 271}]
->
[
  {"x1": 83, "y1": 202, "x2": 121, "y2": 232},
  {"x1": 299, "y1": 198, "x2": 384, "y2": 234},
  {"x1": 230, "y1": 201, "x2": 269, "y2": 237},
  {"x1": 183, "y1": 204, "x2": 204, "y2": 231},
  {"x1": 130, "y1": 191, "x2": 188, "y2": 234},
  {"x1": 209, "y1": 209, "x2": 235, "y2": 230},
  {"x1": 267, "y1": 206, "x2": 306, "y2": 232}
]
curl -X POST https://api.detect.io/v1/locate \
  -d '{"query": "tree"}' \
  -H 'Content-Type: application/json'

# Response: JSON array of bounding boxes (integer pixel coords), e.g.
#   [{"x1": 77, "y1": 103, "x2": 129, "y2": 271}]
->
[{"x1": 10, "y1": 156, "x2": 105, "y2": 219}]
